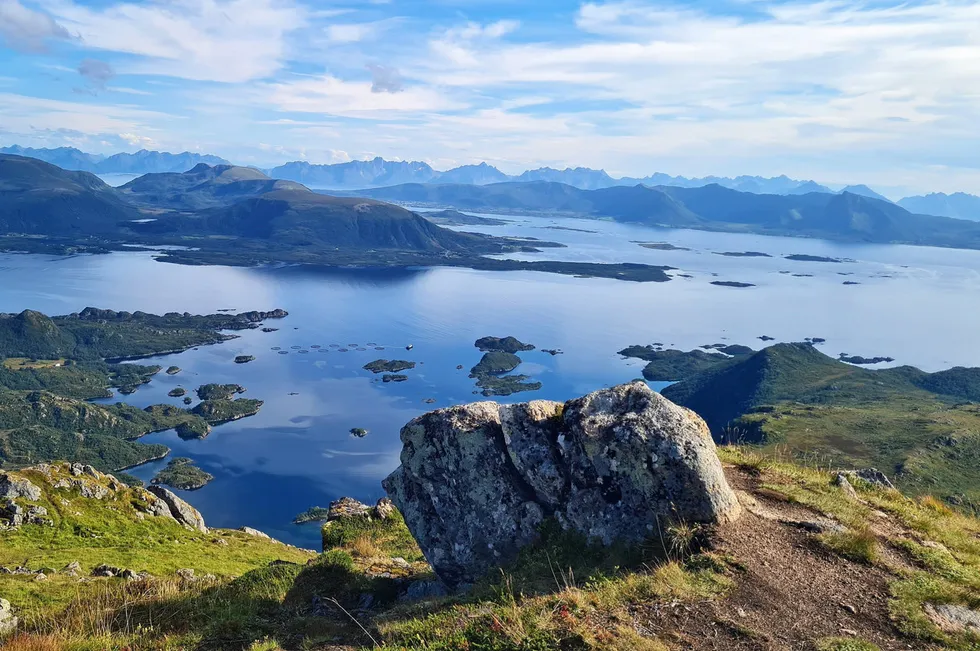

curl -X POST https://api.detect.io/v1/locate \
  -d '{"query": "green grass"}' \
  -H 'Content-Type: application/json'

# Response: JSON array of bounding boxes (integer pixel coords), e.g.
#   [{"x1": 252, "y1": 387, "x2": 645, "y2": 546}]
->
[
  {"x1": 0, "y1": 464, "x2": 313, "y2": 619},
  {"x1": 721, "y1": 446, "x2": 980, "y2": 650},
  {"x1": 818, "y1": 528, "x2": 880, "y2": 565}
]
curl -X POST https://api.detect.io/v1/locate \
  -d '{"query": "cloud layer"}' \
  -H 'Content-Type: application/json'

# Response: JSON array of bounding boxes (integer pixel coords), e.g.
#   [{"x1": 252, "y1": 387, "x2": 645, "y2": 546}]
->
[{"x1": 1, "y1": 0, "x2": 979, "y2": 195}]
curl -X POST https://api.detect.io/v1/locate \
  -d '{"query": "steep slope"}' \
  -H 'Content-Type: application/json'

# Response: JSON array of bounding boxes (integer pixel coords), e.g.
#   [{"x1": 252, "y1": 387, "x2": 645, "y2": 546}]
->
[
  {"x1": 839, "y1": 184, "x2": 892, "y2": 203},
  {"x1": 0, "y1": 154, "x2": 138, "y2": 235},
  {"x1": 0, "y1": 310, "x2": 76, "y2": 359},
  {"x1": 899, "y1": 192, "x2": 980, "y2": 221},
  {"x1": 173, "y1": 190, "x2": 514, "y2": 252}
]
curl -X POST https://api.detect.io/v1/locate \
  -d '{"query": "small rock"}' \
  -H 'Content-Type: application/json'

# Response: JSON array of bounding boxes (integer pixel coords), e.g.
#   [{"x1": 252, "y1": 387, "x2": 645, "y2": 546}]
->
[
  {"x1": 846, "y1": 469, "x2": 895, "y2": 490},
  {"x1": 840, "y1": 603, "x2": 857, "y2": 615},
  {"x1": 121, "y1": 569, "x2": 139, "y2": 581},
  {"x1": 327, "y1": 497, "x2": 372, "y2": 521},
  {"x1": 33, "y1": 573, "x2": 47, "y2": 582},
  {"x1": 175, "y1": 568, "x2": 196, "y2": 581},
  {"x1": 925, "y1": 603, "x2": 980, "y2": 634},
  {"x1": 401, "y1": 580, "x2": 449, "y2": 602},
  {"x1": 92, "y1": 564, "x2": 122, "y2": 577},
  {"x1": 374, "y1": 497, "x2": 396, "y2": 520},
  {"x1": 833, "y1": 473, "x2": 858, "y2": 499},
  {"x1": 214, "y1": 538, "x2": 229, "y2": 546}
]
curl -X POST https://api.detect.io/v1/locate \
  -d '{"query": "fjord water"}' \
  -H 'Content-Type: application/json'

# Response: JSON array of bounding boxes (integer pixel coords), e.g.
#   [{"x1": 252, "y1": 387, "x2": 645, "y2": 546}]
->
[{"x1": 2, "y1": 214, "x2": 980, "y2": 548}]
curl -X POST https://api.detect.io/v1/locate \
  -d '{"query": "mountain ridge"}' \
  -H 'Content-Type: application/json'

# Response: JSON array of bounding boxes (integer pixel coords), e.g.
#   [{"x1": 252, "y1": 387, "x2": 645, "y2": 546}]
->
[{"x1": 0, "y1": 146, "x2": 230, "y2": 175}]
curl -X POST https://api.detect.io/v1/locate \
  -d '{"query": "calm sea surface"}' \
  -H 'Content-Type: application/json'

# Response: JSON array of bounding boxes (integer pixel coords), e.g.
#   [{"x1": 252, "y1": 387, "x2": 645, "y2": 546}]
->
[{"x1": 1, "y1": 214, "x2": 978, "y2": 547}]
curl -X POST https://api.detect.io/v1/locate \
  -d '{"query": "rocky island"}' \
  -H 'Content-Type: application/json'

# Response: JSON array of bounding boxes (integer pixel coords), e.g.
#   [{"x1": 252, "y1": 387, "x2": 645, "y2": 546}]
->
[
  {"x1": 151, "y1": 458, "x2": 214, "y2": 490},
  {"x1": 474, "y1": 335, "x2": 535, "y2": 353},
  {"x1": 363, "y1": 360, "x2": 416, "y2": 374}
]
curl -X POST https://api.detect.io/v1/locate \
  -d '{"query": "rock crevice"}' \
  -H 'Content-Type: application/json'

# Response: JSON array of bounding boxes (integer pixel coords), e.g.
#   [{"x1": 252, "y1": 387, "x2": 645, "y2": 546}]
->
[{"x1": 384, "y1": 381, "x2": 741, "y2": 587}]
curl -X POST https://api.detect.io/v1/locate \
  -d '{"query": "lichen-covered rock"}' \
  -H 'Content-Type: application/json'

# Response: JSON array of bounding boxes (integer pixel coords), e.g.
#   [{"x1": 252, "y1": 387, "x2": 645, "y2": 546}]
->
[
  {"x1": 147, "y1": 486, "x2": 208, "y2": 532},
  {"x1": 383, "y1": 381, "x2": 741, "y2": 587},
  {"x1": 239, "y1": 526, "x2": 271, "y2": 539},
  {"x1": 327, "y1": 496, "x2": 373, "y2": 520},
  {"x1": 846, "y1": 468, "x2": 895, "y2": 490},
  {"x1": 0, "y1": 597, "x2": 17, "y2": 635},
  {"x1": 0, "y1": 472, "x2": 41, "y2": 501}
]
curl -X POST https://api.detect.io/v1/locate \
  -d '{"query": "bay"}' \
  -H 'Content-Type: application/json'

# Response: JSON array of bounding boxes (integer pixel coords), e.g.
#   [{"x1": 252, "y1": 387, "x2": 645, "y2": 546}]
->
[{"x1": 1, "y1": 213, "x2": 978, "y2": 547}]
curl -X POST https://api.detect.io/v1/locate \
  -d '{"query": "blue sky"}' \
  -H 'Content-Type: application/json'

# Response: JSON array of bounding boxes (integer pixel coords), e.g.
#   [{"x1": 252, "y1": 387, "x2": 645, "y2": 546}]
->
[{"x1": 1, "y1": 0, "x2": 979, "y2": 195}]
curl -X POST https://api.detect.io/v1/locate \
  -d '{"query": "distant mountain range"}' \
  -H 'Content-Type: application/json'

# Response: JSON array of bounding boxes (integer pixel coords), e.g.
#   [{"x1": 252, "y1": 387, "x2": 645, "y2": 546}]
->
[
  {"x1": 4, "y1": 144, "x2": 980, "y2": 220},
  {"x1": 351, "y1": 181, "x2": 980, "y2": 249},
  {"x1": 267, "y1": 157, "x2": 838, "y2": 195},
  {"x1": 0, "y1": 146, "x2": 230, "y2": 175},
  {"x1": 897, "y1": 193, "x2": 980, "y2": 221}
]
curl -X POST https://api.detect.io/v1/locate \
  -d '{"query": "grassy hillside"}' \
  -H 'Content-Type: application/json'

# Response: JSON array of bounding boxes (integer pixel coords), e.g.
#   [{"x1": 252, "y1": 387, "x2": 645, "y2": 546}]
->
[
  {"x1": 4, "y1": 453, "x2": 980, "y2": 650},
  {"x1": 621, "y1": 343, "x2": 980, "y2": 510},
  {"x1": 0, "y1": 463, "x2": 313, "y2": 637}
]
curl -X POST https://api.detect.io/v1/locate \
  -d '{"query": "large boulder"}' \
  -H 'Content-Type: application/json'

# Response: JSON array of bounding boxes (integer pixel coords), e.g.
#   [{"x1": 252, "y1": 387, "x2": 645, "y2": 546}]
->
[
  {"x1": 0, "y1": 473, "x2": 41, "y2": 501},
  {"x1": 383, "y1": 381, "x2": 741, "y2": 587},
  {"x1": 147, "y1": 486, "x2": 208, "y2": 533}
]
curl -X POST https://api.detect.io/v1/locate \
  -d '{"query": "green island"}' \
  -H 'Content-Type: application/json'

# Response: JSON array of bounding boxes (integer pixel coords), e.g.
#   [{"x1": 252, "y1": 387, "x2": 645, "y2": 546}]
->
[
  {"x1": 474, "y1": 335, "x2": 535, "y2": 353},
  {"x1": 382, "y1": 374, "x2": 408, "y2": 383},
  {"x1": 292, "y1": 506, "x2": 331, "y2": 524},
  {"x1": 633, "y1": 241, "x2": 691, "y2": 251},
  {"x1": 350, "y1": 428, "x2": 368, "y2": 438},
  {"x1": 233, "y1": 355, "x2": 255, "y2": 364},
  {"x1": 621, "y1": 341, "x2": 980, "y2": 510},
  {"x1": 713, "y1": 251, "x2": 771, "y2": 257},
  {"x1": 0, "y1": 309, "x2": 278, "y2": 473},
  {"x1": 165, "y1": 366, "x2": 181, "y2": 375},
  {"x1": 468, "y1": 350, "x2": 542, "y2": 397},
  {"x1": 196, "y1": 383, "x2": 246, "y2": 400},
  {"x1": 471, "y1": 351, "x2": 522, "y2": 375},
  {"x1": 363, "y1": 359, "x2": 416, "y2": 373},
  {"x1": 151, "y1": 457, "x2": 214, "y2": 490},
  {"x1": 167, "y1": 387, "x2": 186, "y2": 398}
]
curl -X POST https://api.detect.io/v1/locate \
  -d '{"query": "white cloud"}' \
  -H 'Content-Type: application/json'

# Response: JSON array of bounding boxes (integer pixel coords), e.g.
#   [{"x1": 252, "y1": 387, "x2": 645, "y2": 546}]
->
[
  {"x1": 262, "y1": 74, "x2": 464, "y2": 116},
  {"x1": 325, "y1": 22, "x2": 375, "y2": 44},
  {"x1": 42, "y1": 0, "x2": 306, "y2": 82},
  {"x1": 0, "y1": 0, "x2": 70, "y2": 52},
  {"x1": 119, "y1": 131, "x2": 155, "y2": 147}
]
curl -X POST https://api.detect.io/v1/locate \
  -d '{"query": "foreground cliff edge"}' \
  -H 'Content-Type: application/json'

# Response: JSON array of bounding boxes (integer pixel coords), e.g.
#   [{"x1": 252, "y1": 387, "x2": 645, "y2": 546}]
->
[{"x1": 2, "y1": 385, "x2": 980, "y2": 649}]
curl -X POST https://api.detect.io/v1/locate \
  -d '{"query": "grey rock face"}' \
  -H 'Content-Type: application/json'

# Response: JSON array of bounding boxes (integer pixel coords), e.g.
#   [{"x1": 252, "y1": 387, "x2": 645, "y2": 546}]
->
[
  {"x1": 925, "y1": 603, "x2": 980, "y2": 634},
  {"x1": 384, "y1": 381, "x2": 741, "y2": 587},
  {"x1": 848, "y1": 468, "x2": 896, "y2": 490},
  {"x1": 0, "y1": 472, "x2": 42, "y2": 501},
  {"x1": 0, "y1": 597, "x2": 17, "y2": 635},
  {"x1": 147, "y1": 486, "x2": 208, "y2": 532},
  {"x1": 239, "y1": 526, "x2": 271, "y2": 539}
]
